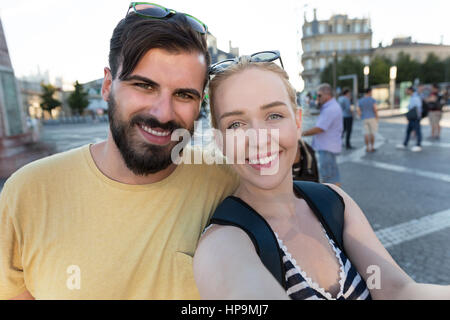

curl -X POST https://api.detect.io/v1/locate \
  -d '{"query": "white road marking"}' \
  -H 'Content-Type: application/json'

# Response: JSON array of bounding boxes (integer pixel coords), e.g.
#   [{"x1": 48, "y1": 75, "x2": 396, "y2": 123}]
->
[
  {"x1": 375, "y1": 209, "x2": 450, "y2": 248},
  {"x1": 351, "y1": 159, "x2": 450, "y2": 183}
]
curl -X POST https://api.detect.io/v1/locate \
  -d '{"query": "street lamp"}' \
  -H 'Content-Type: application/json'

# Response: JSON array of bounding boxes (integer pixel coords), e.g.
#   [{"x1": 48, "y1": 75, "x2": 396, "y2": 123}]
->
[
  {"x1": 363, "y1": 65, "x2": 370, "y2": 89},
  {"x1": 389, "y1": 66, "x2": 397, "y2": 109}
]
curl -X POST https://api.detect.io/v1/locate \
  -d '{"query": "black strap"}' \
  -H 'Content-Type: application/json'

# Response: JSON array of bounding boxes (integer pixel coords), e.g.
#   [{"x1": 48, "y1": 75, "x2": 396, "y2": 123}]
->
[
  {"x1": 208, "y1": 182, "x2": 345, "y2": 289},
  {"x1": 210, "y1": 196, "x2": 286, "y2": 289},
  {"x1": 293, "y1": 181, "x2": 346, "y2": 254}
]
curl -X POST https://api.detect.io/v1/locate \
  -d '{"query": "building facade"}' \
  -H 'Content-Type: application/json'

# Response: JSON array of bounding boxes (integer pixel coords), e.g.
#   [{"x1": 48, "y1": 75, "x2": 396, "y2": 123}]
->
[
  {"x1": 301, "y1": 10, "x2": 373, "y2": 93},
  {"x1": 207, "y1": 32, "x2": 239, "y2": 65},
  {"x1": 374, "y1": 37, "x2": 450, "y2": 63}
]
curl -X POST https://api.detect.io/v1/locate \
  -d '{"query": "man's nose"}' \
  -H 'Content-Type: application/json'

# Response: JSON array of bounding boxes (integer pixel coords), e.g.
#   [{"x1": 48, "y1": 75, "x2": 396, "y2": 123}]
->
[{"x1": 147, "y1": 92, "x2": 176, "y2": 124}]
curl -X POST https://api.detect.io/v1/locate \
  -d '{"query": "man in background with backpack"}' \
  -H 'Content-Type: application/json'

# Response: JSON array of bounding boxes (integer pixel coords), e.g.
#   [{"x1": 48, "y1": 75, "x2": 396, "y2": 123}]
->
[{"x1": 397, "y1": 86, "x2": 422, "y2": 152}]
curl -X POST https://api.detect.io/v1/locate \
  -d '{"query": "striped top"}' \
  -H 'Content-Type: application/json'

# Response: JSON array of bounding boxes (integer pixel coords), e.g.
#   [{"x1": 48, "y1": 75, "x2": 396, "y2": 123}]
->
[{"x1": 276, "y1": 230, "x2": 372, "y2": 300}]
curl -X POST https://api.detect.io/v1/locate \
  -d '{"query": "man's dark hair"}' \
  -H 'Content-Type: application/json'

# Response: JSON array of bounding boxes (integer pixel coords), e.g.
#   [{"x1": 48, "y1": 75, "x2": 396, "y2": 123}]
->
[
  {"x1": 108, "y1": 13, "x2": 211, "y2": 88},
  {"x1": 365, "y1": 88, "x2": 372, "y2": 94},
  {"x1": 407, "y1": 86, "x2": 415, "y2": 92},
  {"x1": 342, "y1": 88, "x2": 350, "y2": 95}
]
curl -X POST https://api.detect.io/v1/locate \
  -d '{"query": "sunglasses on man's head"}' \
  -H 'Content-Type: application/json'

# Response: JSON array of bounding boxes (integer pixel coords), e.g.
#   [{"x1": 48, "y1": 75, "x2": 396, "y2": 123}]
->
[
  {"x1": 126, "y1": 2, "x2": 208, "y2": 34},
  {"x1": 208, "y1": 50, "x2": 284, "y2": 75}
]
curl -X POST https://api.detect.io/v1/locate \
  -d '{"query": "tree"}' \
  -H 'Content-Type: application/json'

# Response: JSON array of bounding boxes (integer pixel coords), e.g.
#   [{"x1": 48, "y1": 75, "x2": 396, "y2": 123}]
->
[
  {"x1": 420, "y1": 53, "x2": 444, "y2": 84},
  {"x1": 395, "y1": 52, "x2": 421, "y2": 83},
  {"x1": 68, "y1": 81, "x2": 90, "y2": 115},
  {"x1": 40, "y1": 83, "x2": 61, "y2": 118},
  {"x1": 369, "y1": 56, "x2": 392, "y2": 86},
  {"x1": 320, "y1": 55, "x2": 365, "y2": 93}
]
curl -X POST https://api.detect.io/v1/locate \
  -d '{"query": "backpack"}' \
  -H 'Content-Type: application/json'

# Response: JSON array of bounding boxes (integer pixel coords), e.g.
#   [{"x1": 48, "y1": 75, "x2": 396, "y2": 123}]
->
[
  {"x1": 421, "y1": 99, "x2": 429, "y2": 119},
  {"x1": 208, "y1": 181, "x2": 345, "y2": 289},
  {"x1": 292, "y1": 140, "x2": 319, "y2": 183}
]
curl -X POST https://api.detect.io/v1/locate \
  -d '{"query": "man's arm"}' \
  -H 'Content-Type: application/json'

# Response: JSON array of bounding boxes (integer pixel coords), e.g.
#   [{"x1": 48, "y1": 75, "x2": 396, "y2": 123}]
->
[
  {"x1": 302, "y1": 127, "x2": 324, "y2": 137},
  {"x1": 373, "y1": 103, "x2": 378, "y2": 121},
  {"x1": 194, "y1": 225, "x2": 290, "y2": 300}
]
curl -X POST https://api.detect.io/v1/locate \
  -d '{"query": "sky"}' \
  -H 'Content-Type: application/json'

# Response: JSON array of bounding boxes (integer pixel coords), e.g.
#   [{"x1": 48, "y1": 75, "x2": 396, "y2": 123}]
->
[{"x1": 1, "y1": 0, "x2": 449, "y2": 91}]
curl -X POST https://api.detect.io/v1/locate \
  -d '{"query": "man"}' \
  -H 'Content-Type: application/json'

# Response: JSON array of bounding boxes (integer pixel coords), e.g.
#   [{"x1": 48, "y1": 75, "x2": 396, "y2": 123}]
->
[
  {"x1": 0, "y1": 5, "x2": 240, "y2": 299},
  {"x1": 397, "y1": 86, "x2": 422, "y2": 152},
  {"x1": 358, "y1": 88, "x2": 378, "y2": 153},
  {"x1": 302, "y1": 83, "x2": 343, "y2": 186},
  {"x1": 338, "y1": 89, "x2": 354, "y2": 150}
]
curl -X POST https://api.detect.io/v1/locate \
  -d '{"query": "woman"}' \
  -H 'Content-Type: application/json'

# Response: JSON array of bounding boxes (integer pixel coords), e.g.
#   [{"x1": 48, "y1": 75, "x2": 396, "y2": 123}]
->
[{"x1": 193, "y1": 53, "x2": 450, "y2": 300}]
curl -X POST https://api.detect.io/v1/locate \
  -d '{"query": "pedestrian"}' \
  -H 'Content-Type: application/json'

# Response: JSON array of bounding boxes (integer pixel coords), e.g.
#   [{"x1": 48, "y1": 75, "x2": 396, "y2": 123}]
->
[
  {"x1": 302, "y1": 83, "x2": 343, "y2": 186},
  {"x1": 337, "y1": 88, "x2": 354, "y2": 149},
  {"x1": 358, "y1": 88, "x2": 379, "y2": 153},
  {"x1": 397, "y1": 86, "x2": 423, "y2": 152},
  {"x1": 0, "y1": 2, "x2": 241, "y2": 300},
  {"x1": 194, "y1": 54, "x2": 450, "y2": 300},
  {"x1": 426, "y1": 84, "x2": 443, "y2": 140}
]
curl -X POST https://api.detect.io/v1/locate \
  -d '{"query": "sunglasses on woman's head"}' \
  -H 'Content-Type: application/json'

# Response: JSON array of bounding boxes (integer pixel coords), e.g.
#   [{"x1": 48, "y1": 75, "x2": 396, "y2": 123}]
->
[
  {"x1": 208, "y1": 50, "x2": 284, "y2": 75},
  {"x1": 126, "y1": 2, "x2": 208, "y2": 35}
]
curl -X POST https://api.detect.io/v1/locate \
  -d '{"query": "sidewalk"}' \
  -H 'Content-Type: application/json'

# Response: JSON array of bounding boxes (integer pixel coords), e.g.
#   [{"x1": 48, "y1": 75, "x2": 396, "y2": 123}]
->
[{"x1": 378, "y1": 105, "x2": 450, "y2": 119}]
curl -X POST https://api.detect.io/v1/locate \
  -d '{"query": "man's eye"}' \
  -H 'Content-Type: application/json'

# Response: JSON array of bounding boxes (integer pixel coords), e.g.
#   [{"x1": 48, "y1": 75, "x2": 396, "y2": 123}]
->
[
  {"x1": 268, "y1": 113, "x2": 283, "y2": 120},
  {"x1": 134, "y1": 83, "x2": 153, "y2": 90},
  {"x1": 176, "y1": 92, "x2": 194, "y2": 100}
]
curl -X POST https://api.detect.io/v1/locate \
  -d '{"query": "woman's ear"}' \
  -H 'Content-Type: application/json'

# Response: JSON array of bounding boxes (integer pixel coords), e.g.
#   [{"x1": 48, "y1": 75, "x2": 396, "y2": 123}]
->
[{"x1": 295, "y1": 108, "x2": 303, "y2": 139}]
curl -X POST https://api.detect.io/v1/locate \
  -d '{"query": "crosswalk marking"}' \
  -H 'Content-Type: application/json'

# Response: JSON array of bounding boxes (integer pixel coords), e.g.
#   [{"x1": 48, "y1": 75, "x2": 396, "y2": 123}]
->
[{"x1": 375, "y1": 209, "x2": 450, "y2": 248}]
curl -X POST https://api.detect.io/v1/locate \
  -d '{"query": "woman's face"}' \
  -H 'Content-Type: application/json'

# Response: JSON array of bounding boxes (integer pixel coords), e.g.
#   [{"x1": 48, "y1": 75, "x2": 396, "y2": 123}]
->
[{"x1": 213, "y1": 67, "x2": 302, "y2": 190}]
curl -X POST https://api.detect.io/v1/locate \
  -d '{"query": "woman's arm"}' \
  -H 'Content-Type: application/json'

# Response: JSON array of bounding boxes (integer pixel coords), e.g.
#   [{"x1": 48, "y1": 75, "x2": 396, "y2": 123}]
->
[
  {"x1": 326, "y1": 184, "x2": 450, "y2": 300},
  {"x1": 193, "y1": 225, "x2": 290, "y2": 300}
]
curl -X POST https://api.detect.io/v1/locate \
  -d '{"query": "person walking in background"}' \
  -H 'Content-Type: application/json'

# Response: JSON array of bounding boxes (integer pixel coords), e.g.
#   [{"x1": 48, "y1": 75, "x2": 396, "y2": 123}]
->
[
  {"x1": 426, "y1": 84, "x2": 443, "y2": 140},
  {"x1": 358, "y1": 88, "x2": 378, "y2": 153},
  {"x1": 302, "y1": 83, "x2": 343, "y2": 186},
  {"x1": 338, "y1": 89, "x2": 354, "y2": 150},
  {"x1": 397, "y1": 86, "x2": 423, "y2": 152}
]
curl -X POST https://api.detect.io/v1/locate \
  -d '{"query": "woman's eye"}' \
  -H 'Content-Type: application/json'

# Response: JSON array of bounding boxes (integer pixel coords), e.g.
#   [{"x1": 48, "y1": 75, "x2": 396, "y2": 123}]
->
[
  {"x1": 268, "y1": 113, "x2": 283, "y2": 120},
  {"x1": 227, "y1": 122, "x2": 241, "y2": 129}
]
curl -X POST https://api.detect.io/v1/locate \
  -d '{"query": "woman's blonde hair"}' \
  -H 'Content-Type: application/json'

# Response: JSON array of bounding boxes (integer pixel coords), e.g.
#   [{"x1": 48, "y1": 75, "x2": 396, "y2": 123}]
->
[{"x1": 208, "y1": 56, "x2": 298, "y2": 129}]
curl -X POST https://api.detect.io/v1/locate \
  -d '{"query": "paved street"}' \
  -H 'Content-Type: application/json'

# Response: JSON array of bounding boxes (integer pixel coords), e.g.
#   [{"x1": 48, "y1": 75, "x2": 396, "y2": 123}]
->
[{"x1": 1, "y1": 111, "x2": 449, "y2": 287}]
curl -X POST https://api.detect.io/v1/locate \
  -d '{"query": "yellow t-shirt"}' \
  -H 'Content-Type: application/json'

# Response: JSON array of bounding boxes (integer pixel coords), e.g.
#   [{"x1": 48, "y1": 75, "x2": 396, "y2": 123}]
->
[{"x1": 0, "y1": 144, "x2": 239, "y2": 299}]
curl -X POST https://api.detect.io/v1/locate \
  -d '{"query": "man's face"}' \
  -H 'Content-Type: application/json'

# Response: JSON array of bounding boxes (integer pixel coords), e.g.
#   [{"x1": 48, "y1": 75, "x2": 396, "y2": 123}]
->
[
  {"x1": 102, "y1": 48, "x2": 207, "y2": 175},
  {"x1": 317, "y1": 91, "x2": 330, "y2": 107}
]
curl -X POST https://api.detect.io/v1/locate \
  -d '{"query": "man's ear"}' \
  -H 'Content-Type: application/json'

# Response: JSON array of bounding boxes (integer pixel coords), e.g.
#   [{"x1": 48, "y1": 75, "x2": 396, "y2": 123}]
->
[
  {"x1": 102, "y1": 67, "x2": 113, "y2": 101},
  {"x1": 295, "y1": 108, "x2": 302, "y2": 139}
]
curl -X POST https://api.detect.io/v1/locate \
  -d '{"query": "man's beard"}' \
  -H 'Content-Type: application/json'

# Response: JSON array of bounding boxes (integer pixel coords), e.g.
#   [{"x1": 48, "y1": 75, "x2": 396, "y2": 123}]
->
[{"x1": 107, "y1": 92, "x2": 194, "y2": 176}]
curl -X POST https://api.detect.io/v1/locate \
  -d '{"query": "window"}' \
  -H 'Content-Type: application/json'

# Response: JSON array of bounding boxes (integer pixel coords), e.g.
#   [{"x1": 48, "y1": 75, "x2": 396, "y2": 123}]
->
[
  {"x1": 337, "y1": 24, "x2": 343, "y2": 34},
  {"x1": 355, "y1": 23, "x2": 361, "y2": 33},
  {"x1": 328, "y1": 25, "x2": 333, "y2": 33},
  {"x1": 305, "y1": 59, "x2": 312, "y2": 70},
  {"x1": 329, "y1": 41, "x2": 334, "y2": 51},
  {"x1": 364, "y1": 39, "x2": 371, "y2": 49},
  {"x1": 346, "y1": 24, "x2": 351, "y2": 33},
  {"x1": 347, "y1": 40, "x2": 352, "y2": 51},
  {"x1": 319, "y1": 24, "x2": 325, "y2": 34},
  {"x1": 338, "y1": 41, "x2": 343, "y2": 51},
  {"x1": 304, "y1": 42, "x2": 311, "y2": 52},
  {"x1": 363, "y1": 23, "x2": 369, "y2": 32},
  {"x1": 320, "y1": 58, "x2": 326, "y2": 70},
  {"x1": 306, "y1": 26, "x2": 312, "y2": 36},
  {"x1": 356, "y1": 40, "x2": 361, "y2": 51},
  {"x1": 320, "y1": 42, "x2": 325, "y2": 52}
]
